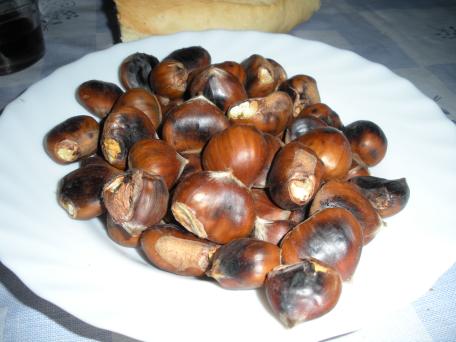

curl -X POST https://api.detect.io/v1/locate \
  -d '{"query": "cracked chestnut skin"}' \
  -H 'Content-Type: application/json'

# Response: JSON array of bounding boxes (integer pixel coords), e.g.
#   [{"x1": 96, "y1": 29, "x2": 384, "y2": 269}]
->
[
  {"x1": 281, "y1": 207, "x2": 363, "y2": 281},
  {"x1": 279, "y1": 75, "x2": 321, "y2": 117},
  {"x1": 207, "y1": 238, "x2": 280, "y2": 289},
  {"x1": 242, "y1": 54, "x2": 277, "y2": 98},
  {"x1": 265, "y1": 258, "x2": 342, "y2": 327},
  {"x1": 252, "y1": 218, "x2": 295, "y2": 245},
  {"x1": 164, "y1": 46, "x2": 211, "y2": 73},
  {"x1": 77, "y1": 80, "x2": 123, "y2": 118},
  {"x1": 45, "y1": 115, "x2": 99, "y2": 164},
  {"x1": 119, "y1": 52, "x2": 159, "y2": 90},
  {"x1": 149, "y1": 59, "x2": 189, "y2": 100}
]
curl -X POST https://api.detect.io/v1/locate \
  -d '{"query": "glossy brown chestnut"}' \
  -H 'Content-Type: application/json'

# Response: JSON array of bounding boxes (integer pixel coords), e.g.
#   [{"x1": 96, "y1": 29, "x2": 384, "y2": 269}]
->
[
  {"x1": 207, "y1": 238, "x2": 280, "y2": 289},
  {"x1": 119, "y1": 52, "x2": 159, "y2": 90},
  {"x1": 226, "y1": 91, "x2": 293, "y2": 136},
  {"x1": 299, "y1": 103, "x2": 343, "y2": 129},
  {"x1": 106, "y1": 214, "x2": 140, "y2": 247},
  {"x1": 343, "y1": 120, "x2": 388, "y2": 167},
  {"x1": 296, "y1": 127, "x2": 352, "y2": 180},
  {"x1": 279, "y1": 75, "x2": 321, "y2": 117},
  {"x1": 345, "y1": 160, "x2": 370, "y2": 180},
  {"x1": 281, "y1": 207, "x2": 363, "y2": 281},
  {"x1": 164, "y1": 46, "x2": 211, "y2": 73},
  {"x1": 161, "y1": 96, "x2": 230, "y2": 153},
  {"x1": 58, "y1": 161, "x2": 119, "y2": 220},
  {"x1": 128, "y1": 138, "x2": 188, "y2": 188},
  {"x1": 252, "y1": 218, "x2": 295, "y2": 245},
  {"x1": 251, "y1": 188, "x2": 291, "y2": 221},
  {"x1": 213, "y1": 61, "x2": 247, "y2": 86},
  {"x1": 111, "y1": 88, "x2": 162, "y2": 129},
  {"x1": 349, "y1": 176, "x2": 410, "y2": 218},
  {"x1": 310, "y1": 180, "x2": 382, "y2": 244},
  {"x1": 141, "y1": 223, "x2": 219, "y2": 277},
  {"x1": 189, "y1": 66, "x2": 247, "y2": 113},
  {"x1": 102, "y1": 169, "x2": 169, "y2": 235},
  {"x1": 149, "y1": 59, "x2": 188, "y2": 99},
  {"x1": 265, "y1": 259, "x2": 342, "y2": 327},
  {"x1": 77, "y1": 80, "x2": 123, "y2": 118},
  {"x1": 202, "y1": 124, "x2": 268, "y2": 187},
  {"x1": 252, "y1": 133, "x2": 284, "y2": 188},
  {"x1": 268, "y1": 141, "x2": 324, "y2": 210},
  {"x1": 171, "y1": 171, "x2": 256, "y2": 244},
  {"x1": 284, "y1": 114, "x2": 328, "y2": 143},
  {"x1": 288, "y1": 205, "x2": 309, "y2": 224},
  {"x1": 155, "y1": 94, "x2": 184, "y2": 117},
  {"x1": 178, "y1": 151, "x2": 203, "y2": 181},
  {"x1": 101, "y1": 107, "x2": 157, "y2": 169},
  {"x1": 241, "y1": 54, "x2": 277, "y2": 98},
  {"x1": 45, "y1": 115, "x2": 99, "y2": 164},
  {"x1": 267, "y1": 58, "x2": 288, "y2": 89}
]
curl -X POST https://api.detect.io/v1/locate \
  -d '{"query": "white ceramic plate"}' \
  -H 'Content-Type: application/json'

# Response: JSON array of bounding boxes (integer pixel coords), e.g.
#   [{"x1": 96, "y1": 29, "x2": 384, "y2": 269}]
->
[{"x1": 1, "y1": 31, "x2": 456, "y2": 342}]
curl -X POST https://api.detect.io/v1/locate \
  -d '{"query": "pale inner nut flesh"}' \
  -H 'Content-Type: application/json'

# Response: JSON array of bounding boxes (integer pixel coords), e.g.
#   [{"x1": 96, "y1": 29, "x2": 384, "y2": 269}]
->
[
  {"x1": 288, "y1": 176, "x2": 316, "y2": 204},
  {"x1": 258, "y1": 67, "x2": 274, "y2": 84},
  {"x1": 56, "y1": 140, "x2": 79, "y2": 162},
  {"x1": 228, "y1": 100, "x2": 259, "y2": 119},
  {"x1": 103, "y1": 138, "x2": 122, "y2": 163}
]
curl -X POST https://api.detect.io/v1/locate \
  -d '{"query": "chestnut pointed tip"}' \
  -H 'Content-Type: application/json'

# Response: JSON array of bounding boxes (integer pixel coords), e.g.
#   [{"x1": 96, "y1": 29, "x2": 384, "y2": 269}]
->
[{"x1": 171, "y1": 201, "x2": 208, "y2": 239}]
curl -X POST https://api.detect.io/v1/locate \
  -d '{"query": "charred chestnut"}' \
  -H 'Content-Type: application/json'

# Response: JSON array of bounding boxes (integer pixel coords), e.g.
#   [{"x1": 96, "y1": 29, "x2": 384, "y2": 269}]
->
[
  {"x1": 267, "y1": 58, "x2": 288, "y2": 89},
  {"x1": 299, "y1": 103, "x2": 343, "y2": 129},
  {"x1": 265, "y1": 259, "x2": 342, "y2": 327},
  {"x1": 207, "y1": 238, "x2": 280, "y2": 289},
  {"x1": 164, "y1": 46, "x2": 211, "y2": 73},
  {"x1": 242, "y1": 54, "x2": 277, "y2": 98},
  {"x1": 149, "y1": 59, "x2": 188, "y2": 99},
  {"x1": 45, "y1": 115, "x2": 99, "y2": 164},
  {"x1": 171, "y1": 171, "x2": 256, "y2": 244},
  {"x1": 119, "y1": 52, "x2": 159, "y2": 90},
  {"x1": 285, "y1": 114, "x2": 328, "y2": 143},
  {"x1": 77, "y1": 80, "x2": 123, "y2": 118},
  {"x1": 213, "y1": 61, "x2": 247, "y2": 86},
  {"x1": 141, "y1": 223, "x2": 219, "y2": 277},
  {"x1": 279, "y1": 75, "x2": 320, "y2": 116}
]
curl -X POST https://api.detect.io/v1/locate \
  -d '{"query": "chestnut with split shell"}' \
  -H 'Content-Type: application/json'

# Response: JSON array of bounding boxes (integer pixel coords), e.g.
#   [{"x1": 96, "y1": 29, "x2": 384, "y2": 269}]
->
[
  {"x1": 213, "y1": 61, "x2": 247, "y2": 86},
  {"x1": 349, "y1": 176, "x2": 410, "y2": 218},
  {"x1": 343, "y1": 120, "x2": 388, "y2": 167},
  {"x1": 226, "y1": 91, "x2": 293, "y2": 136},
  {"x1": 296, "y1": 126, "x2": 352, "y2": 180},
  {"x1": 149, "y1": 59, "x2": 188, "y2": 100},
  {"x1": 171, "y1": 170, "x2": 256, "y2": 244},
  {"x1": 128, "y1": 138, "x2": 188, "y2": 189},
  {"x1": 161, "y1": 96, "x2": 230, "y2": 153},
  {"x1": 267, "y1": 58, "x2": 288, "y2": 89},
  {"x1": 207, "y1": 238, "x2": 280, "y2": 289},
  {"x1": 202, "y1": 124, "x2": 268, "y2": 187},
  {"x1": 252, "y1": 133, "x2": 284, "y2": 188},
  {"x1": 101, "y1": 106, "x2": 157, "y2": 170},
  {"x1": 106, "y1": 214, "x2": 140, "y2": 248},
  {"x1": 265, "y1": 258, "x2": 342, "y2": 327},
  {"x1": 310, "y1": 180, "x2": 383, "y2": 244},
  {"x1": 77, "y1": 80, "x2": 123, "y2": 118},
  {"x1": 252, "y1": 218, "x2": 295, "y2": 245},
  {"x1": 268, "y1": 141, "x2": 324, "y2": 210},
  {"x1": 164, "y1": 46, "x2": 211, "y2": 73},
  {"x1": 279, "y1": 75, "x2": 321, "y2": 117},
  {"x1": 281, "y1": 207, "x2": 363, "y2": 280},
  {"x1": 119, "y1": 52, "x2": 159, "y2": 90},
  {"x1": 102, "y1": 169, "x2": 169, "y2": 236},
  {"x1": 242, "y1": 54, "x2": 277, "y2": 98},
  {"x1": 141, "y1": 223, "x2": 219, "y2": 277},
  {"x1": 45, "y1": 115, "x2": 99, "y2": 164}
]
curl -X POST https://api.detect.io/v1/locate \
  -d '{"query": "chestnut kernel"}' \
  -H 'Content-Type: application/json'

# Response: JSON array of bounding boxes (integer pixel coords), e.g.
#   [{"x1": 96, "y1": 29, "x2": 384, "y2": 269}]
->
[
  {"x1": 141, "y1": 223, "x2": 219, "y2": 277},
  {"x1": 45, "y1": 115, "x2": 99, "y2": 164},
  {"x1": 279, "y1": 75, "x2": 321, "y2": 116},
  {"x1": 106, "y1": 214, "x2": 140, "y2": 248},
  {"x1": 242, "y1": 54, "x2": 277, "y2": 98},
  {"x1": 171, "y1": 171, "x2": 256, "y2": 244},
  {"x1": 207, "y1": 238, "x2": 280, "y2": 289},
  {"x1": 77, "y1": 80, "x2": 123, "y2": 118},
  {"x1": 202, "y1": 124, "x2": 268, "y2": 187},
  {"x1": 102, "y1": 169, "x2": 169, "y2": 235},
  {"x1": 119, "y1": 52, "x2": 159, "y2": 90},
  {"x1": 281, "y1": 207, "x2": 363, "y2": 280},
  {"x1": 349, "y1": 176, "x2": 410, "y2": 218},
  {"x1": 149, "y1": 59, "x2": 188, "y2": 99},
  {"x1": 265, "y1": 259, "x2": 342, "y2": 327}
]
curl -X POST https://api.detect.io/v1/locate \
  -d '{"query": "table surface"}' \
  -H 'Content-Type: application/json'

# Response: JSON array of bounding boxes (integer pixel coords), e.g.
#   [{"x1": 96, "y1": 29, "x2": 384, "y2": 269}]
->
[{"x1": 1, "y1": 0, "x2": 455, "y2": 341}]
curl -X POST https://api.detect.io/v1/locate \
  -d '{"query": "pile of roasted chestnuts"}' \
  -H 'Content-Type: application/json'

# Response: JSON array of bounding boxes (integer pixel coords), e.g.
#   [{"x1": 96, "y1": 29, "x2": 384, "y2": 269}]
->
[{"x1": 44, "y1": 46, "x2": 410, "y2": 327}]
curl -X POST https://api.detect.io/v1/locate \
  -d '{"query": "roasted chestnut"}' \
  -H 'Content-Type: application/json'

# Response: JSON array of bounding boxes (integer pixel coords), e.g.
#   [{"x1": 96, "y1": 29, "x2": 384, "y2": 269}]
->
[
  {"x1": 343, "y1": 120, "x2": 387, "y2": 167},
  {"x1": 279, "y1": 75, "x2": 320, "y2": 116},
  {"x1": 345, "y1": 160, "x2": 370, "y2": 180},
  {"x1": 251, "y1": 188, "x2": 291, "y2": 222},
  {"x1": 164, "y1": 46, "x2": 211, "y2": 73},
  {"x1": 178, "y1": 151, "x2": 203, "y2": 181},
  {"x1": 111, "y1": 88, "x2": 162, "y2": 129},
  {"x1": 161, "y1": 96, "x2": 230, "y2": 153},
  {"x1": 298, "y1": 103, "x2": 343, "y2": 129},
  {"x1": 267, "y1": 58, "x2": 288, "y2": 89},
  {"x1": 189, "y1": 66, "x2": 247, "y2": 113},
  {"x1": 226, "y1": 91, "x2": 292, "y2": 136},
  {"x1": 202, "y1": 124, "x2": 268, "y2": 187},
  {"x1": 45, "y1": 115, "x2": 99, "y2": 164},
  {"x1": 241, "y1": 54, "x2": 277, "y2": 98},
  {"x1": 171, "y1": 171, "x2": 256, "y2": 244},
  {"x1": 77, "y1": 80, "x2": 123, "y2": 118},
  {"x1": 141, "y1": 223, "x2": 219, "y2": 277},
  {"x1": 252, "y1": 133, "x2": 284, "y2": 188},
  {"x1": 268, "y1": 141, "x2": 324, "y2": 210},
  {"x1": 58, "y1": 161, "x2": 119, "y2": 220},
  {"x1": 252, "y1": 218, "x2": 295, "y2": 245},
  {"x1": 265, "y1": 258, "x2": 342, "y2": 327},
  {"x1": 128, "y1": 138, "x2": 188, "y2": 188},
  {"x1": 102, "y1": 169, "x2": 169, "y2": 235},
  {"x1": 207, "y1": 238, "x2": 280, "y2": 289},
  {"x1": 285, "y1": 114, "x2": 328, "y2": 143},
  {"x1": 106, "y1": 214, "x2": 140, "y2": 247},
  {"x1": 349, "y1": 176, "x2": 410, "y2": 218},
  {"x1": 296, "y1": 127, "x2": 352, "y2": 180},
  {"x1": 155, "y1": 94, "x2": 184, "y2": 117},
  {"x1": 310, "y1": 180, "x2": 383, "y2": 244},
  {"x1": 149, "y1": 59, "x2": 188, "y2": 99},
  {"x1": 101, "y1": 107, "x2": 157, "y2": 169},
  {"x1": 213, "y1": 61, "x2": 247, "y2": 86},
  {"x1": 119, "y1": 52, "x2": 159, "y2": 90},
  {"x1": 281, "y1": 207, "x2": 363, "y2": 280}
]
